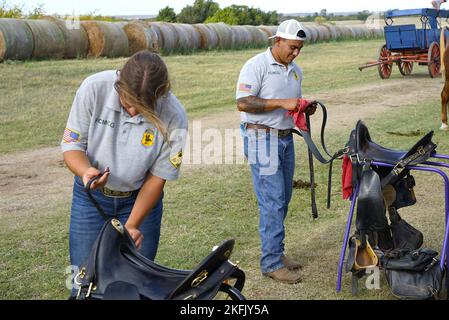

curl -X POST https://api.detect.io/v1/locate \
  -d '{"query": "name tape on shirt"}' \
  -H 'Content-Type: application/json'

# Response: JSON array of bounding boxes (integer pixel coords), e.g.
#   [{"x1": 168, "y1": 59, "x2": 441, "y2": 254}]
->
[
  {"x1": 238, "y1": 83, "x2": 252, "y2": 93},
  {"x1": 141, "y1": 129, "x2": 155, "y2": 147},
  {"x1": 63, "y1": 128, "x2": 80, "y2": 143},
  {"x1": 170, "y1": 150, "x2": 183, "y2": 169}
]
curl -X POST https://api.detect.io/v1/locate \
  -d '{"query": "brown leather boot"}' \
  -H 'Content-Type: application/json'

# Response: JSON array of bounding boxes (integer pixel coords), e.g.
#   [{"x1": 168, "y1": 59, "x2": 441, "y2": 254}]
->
[
  {"x1": 264, "y1": 267, "x2": 302, "y2": 284},
  {"x1": 282, "y1": 255, "x2": 303, "y2": 271}
]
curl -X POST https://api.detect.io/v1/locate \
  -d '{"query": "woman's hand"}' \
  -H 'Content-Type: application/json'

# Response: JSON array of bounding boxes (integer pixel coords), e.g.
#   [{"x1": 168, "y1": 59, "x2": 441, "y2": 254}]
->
[
  {"x1": 125, "y1": 225, "x2": 144, "y2": 250},
  {"x1": 82, "y1": 167, "x2": 110, "y2": 189}
]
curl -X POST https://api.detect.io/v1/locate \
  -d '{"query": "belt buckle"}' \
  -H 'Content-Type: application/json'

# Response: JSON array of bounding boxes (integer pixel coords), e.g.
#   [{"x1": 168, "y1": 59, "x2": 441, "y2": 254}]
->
[
  {"x1": 277, "y1": 129, "x2": 290, "y2": 138},
  {"x1": 102, "y1": 187, "x2": 133, "y2": 198}
]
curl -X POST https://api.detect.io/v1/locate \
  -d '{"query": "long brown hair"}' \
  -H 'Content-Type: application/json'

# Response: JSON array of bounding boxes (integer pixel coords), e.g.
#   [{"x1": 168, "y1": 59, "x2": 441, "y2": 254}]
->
[{"x1": 115, "y1": 51, "x2": 171, "y2": 139}]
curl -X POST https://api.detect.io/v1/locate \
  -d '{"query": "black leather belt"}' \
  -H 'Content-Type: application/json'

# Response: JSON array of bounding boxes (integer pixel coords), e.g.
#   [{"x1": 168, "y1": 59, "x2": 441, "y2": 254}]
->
[
  {"x1": 244, "y1": 123, "x2": 293, "y2": 138},
  {"x1": 102, "y1": 187, "x2": 136, "y2": 198}
]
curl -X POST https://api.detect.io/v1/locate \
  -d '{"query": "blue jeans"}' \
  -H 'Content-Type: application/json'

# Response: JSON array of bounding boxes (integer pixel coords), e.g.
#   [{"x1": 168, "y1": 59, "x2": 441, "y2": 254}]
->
[
  {"x1": 241, "y1": 124, "x2": 295, "y2": 274},
  {"x1": 69, "y1": 176, "x2": 163, "y2": 269}
]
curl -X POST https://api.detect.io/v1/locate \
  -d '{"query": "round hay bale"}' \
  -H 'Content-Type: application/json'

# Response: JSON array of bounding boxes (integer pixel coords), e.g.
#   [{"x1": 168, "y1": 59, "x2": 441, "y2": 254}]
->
[
  {"x1": 172, "y1": 23, "x2": 201, "y2": 51},
  {"x1": 320, "y1": 25, "x2": 332, "y2": 41},
  {"x1": 231, "y1": 25, "x2": 252, "y2": 48},
  {"x1": 149, "y1": 22, "x2": 178, "y2": 53},
  {"x1": 24, "y1": 19, "x2": 66, "y2": 60},
  {"x1": 347, "y1": 26, "x2": 358, "y2": 39},
  {"x1": 122, "y1": 21, "x2": 158, "y2": 54},
  {"x1": 244, "y1": 25, "x2": 267, "y2": 47},
  {"x1": 351, "y1": 25, "x2": 369, "y2": 39},
  {"x1": 43, "y1": 16, "x2": 88, "y2": 59},
  {"x1": 314, "y1": 25, "x2": 330, "y2": 42},
  {"x1": 257, "y1": 25, "x2": 274, "y2": 38},
  {"x1": 323, "y1": 23, "x2": 338, "y2": 40},
  {"x1": 0, "y1": 18, "x2": 34, "y2": 61},
  {"x1": 339, "y1": 25, "x2": 353, "y2": 39},
  {"x1": 333, "y1": 25, "x2": 346, "y2": 40},
  {"x1": 193, "y1": 24, "x2": 219, "y2": 50},
  {"x1": 146, "y1": 26, "x2": 159, "y2": 52},
  {"x1": 304, "y1": 25, "x2": 318, "y2": 43},
  {"x1": 367, "y1": 27, "x2": 376, "y2": 38},
  {"x1": 363, "y1": 26, "x2": 374, "y2": 38},
  {"x1": 147, "y1": 23, "x2": 163, "y2": 51},
  {"x1": 81, "y1": 21, "x2": 129, "y2": 58},
  {"x1": 207, "y1": 23, "x2": 233, "y2": 49},
  {"x1": 372, "y1": 27, "x2": 384, "y2": 38}
]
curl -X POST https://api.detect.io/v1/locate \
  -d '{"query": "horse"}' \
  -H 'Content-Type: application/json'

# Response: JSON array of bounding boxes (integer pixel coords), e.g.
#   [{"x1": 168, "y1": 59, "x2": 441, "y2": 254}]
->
[{"x1": 440, "y1": 27, "x2": 449, "y2": 130}]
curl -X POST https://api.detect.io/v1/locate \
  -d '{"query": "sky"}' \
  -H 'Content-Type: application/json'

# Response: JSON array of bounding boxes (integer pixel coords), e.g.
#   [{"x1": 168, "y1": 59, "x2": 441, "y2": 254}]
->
[{"x1": 4, "y1": 0, "x2": 441, "y2": 16}]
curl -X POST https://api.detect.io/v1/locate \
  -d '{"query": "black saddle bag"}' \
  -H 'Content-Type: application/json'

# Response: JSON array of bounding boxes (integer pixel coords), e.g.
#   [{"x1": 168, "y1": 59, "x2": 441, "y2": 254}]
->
[
  {"x1": 383, "y1": 249, "x2": 445, "y2": 300},
  {"x1": 392, "y1": 173, "x2": 416, "y2": 209},
  {"x1": 76, "y1": 218, "x2": 245, "y2": 300},
  {"x1": 388, "y1": 208, "x2": 423, "y2": 251}
]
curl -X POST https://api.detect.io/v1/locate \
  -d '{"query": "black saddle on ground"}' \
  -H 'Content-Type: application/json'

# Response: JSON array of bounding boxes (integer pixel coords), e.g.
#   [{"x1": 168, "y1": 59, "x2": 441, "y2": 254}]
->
[
  {"x1": 76, "y1": 219, "x2": 245, "y2": 300},
  {"x1": 348, "y1": 120, "x2": 436, "y2": 165}
]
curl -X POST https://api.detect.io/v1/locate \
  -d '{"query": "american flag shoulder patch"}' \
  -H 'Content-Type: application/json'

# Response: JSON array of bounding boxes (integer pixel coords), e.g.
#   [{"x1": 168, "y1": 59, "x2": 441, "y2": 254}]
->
[
  {"x1": 63, "y1": 128, "x2": 81, "y2": 143},
  {"x1": 238, "y1": 83, "x2": 252, "y2": 93}
]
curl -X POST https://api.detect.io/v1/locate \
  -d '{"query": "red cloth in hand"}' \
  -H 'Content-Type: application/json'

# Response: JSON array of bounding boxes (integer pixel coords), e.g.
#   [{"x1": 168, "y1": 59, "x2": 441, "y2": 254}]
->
[
  {"x1": 342, "y1": 155, "x2": 353, "y2": 199},
  {"x1": 287, "y1": 99, "x2": 311, "y2": 131}
]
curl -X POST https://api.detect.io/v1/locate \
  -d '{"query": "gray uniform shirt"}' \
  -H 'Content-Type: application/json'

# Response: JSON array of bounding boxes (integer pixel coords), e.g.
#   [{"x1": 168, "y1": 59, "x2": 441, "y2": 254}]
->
[
  {"x1": 61, "y1": 70, "x2": 188, "y2": 191},
  {"x1": 236, "y1": 48, "x2": 303, "y2": 130}
]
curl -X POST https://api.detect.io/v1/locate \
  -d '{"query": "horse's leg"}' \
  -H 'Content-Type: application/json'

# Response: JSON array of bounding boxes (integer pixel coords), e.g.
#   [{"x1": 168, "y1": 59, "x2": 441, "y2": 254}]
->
[{"x1": 441, "y1": 81, "x2": 449, "y2": 130}]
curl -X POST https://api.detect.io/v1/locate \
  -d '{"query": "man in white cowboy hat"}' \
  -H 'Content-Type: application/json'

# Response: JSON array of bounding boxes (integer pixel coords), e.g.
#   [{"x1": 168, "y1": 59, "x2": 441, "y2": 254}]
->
[{"x1": 235, "y1": 19, "x2": 316, "y2": 284}]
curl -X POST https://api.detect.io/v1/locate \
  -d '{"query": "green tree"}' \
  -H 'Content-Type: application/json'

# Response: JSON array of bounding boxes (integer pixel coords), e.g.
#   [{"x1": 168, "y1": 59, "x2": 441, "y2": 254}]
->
[
  {"x1": 357, "y1": 10, "x2": 371, "y2": 21},
  {"x1": 206, "y1": 5, "x2": 278, "y2": 25},
  {"x1": 27, "y1": 3, "x2": 46, "y2": 19},
  {"x1": 0, "y1": 0, "x2": 23, "y2": 18},
  {"x1": 319, "y1": 9, "x2": 327, "y2": 18},
  {"x1": 177, "y1": 0, "x2": 219, "y2": 24},
  {"x1": 205, "y1": 6, "x2": 239, "y2": 25},
  {"x1": 156, "y1": 6, "x2": 176, "y2": 22}
]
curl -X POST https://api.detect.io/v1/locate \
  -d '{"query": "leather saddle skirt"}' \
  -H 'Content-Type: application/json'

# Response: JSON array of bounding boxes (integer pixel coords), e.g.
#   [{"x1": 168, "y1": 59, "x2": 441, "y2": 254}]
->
[{"x1": 76, "y1": 219, "x2": 245, "y2": 300}]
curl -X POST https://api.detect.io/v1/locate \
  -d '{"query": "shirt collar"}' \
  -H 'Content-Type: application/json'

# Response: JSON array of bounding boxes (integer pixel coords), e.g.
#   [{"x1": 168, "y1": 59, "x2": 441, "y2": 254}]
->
[
  {"x1": 265, "y1": 48, "x2": 281, "y2": 66},
  {"x1": 265, "y1": 47, "x2": 294, "y2": 72}
]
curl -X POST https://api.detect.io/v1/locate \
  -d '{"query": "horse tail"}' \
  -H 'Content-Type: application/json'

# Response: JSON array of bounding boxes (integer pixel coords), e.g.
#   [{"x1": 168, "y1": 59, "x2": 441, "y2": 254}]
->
[{"x1": 441, "y1": 26, "x2": 446, "y2": 79}]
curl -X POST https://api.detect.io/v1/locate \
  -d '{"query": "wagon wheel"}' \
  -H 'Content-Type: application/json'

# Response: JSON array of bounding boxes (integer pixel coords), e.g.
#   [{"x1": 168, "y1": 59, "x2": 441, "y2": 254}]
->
[
  {"x1": 378, "y1": 44, "x2": 393, "y2": 79},
  {"x1": 397, "y1": 60, "x2": 413, "y2": 76},
  {"x1": 428, "y1": 42, "x2": 441, "y2": 78}
]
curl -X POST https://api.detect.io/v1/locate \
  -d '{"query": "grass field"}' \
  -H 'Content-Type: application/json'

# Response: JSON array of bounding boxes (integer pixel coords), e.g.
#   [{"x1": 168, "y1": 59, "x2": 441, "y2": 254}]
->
[{"x1": 1, "y1": 38, "x2": 448, "y2": 300}]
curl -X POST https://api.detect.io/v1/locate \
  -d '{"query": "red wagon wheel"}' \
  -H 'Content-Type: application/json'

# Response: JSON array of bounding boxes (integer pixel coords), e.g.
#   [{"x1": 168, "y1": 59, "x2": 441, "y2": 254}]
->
[
  {"x1": 378, "y1": 44, "x2": 393, "y2": 79},
  {"x1": 428, "y1": 42, "x2": 441, "y2": 78},
  {"x1": 397, "y1": 60, "x2": 413, "y2": 76}
]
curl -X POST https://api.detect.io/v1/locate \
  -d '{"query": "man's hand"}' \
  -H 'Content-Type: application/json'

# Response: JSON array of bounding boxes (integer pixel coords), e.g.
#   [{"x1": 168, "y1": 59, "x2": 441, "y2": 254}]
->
[
  {"x1": 82, "y1": 167, "x2": 110, "y2": 189},
  {"x1": 297, "y1": 99, "x2": 318, "y2": 116},
  {"x1": 305, "y1": 101, "x2": 318, "y2": 116},
  {"x1": 281, "y1": 98, "x2": 300, "y2": 111}
]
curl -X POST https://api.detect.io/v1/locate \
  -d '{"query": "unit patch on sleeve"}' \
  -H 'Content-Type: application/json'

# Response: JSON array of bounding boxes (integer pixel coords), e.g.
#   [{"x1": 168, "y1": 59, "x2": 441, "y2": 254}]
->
[
  {"x1": 169, "y1": 150, "x2": 183, "y2": 169},
  {"x1": 141, "y1": 129, "x2": 155, "y2": 147},
  {"x1": 63, "y1": 128, "x2": 81, "y2": 143}
]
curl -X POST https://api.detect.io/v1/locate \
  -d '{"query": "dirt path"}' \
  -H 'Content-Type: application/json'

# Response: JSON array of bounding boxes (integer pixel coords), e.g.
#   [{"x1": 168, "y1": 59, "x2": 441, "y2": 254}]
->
[{"x1": 0, "y1": 77, "x2": 443, "y2": 216}]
